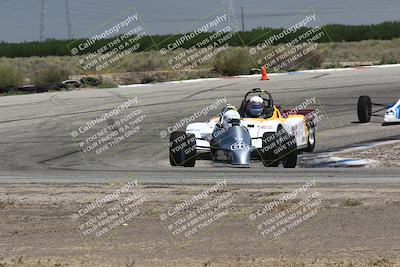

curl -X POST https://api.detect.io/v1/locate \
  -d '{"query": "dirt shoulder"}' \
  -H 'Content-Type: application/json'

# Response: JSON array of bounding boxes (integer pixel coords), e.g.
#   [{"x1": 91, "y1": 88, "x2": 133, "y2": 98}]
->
[{"x1": 1, "y1": 182, "x2": 400, "y2": 267}]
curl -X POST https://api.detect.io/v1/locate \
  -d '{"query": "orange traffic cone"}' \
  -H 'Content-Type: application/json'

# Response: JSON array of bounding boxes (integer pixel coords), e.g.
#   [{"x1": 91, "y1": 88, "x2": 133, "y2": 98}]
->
[{"x1": 261, "y1": 66, "x2": 269, "y2": 80}]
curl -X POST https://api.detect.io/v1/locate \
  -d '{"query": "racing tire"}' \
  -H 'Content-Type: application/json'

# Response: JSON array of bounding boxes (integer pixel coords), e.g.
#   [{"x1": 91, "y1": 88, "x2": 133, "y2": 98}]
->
[
  {"x1": 357, "y1": 95, "x2": 372, "y2": 123},
  {"x1": 264, "y1": 159, "x2": 280, "y2": 167},
  {"x1": 281, "y1": 134, "x2": 297, "y2": 168},
  {"x1": 169, "y1": 131, "x2": 196, "y2": 167},
  {"x1": 210, "y1": 146, "x2": 217, "y2": 161},
  {"x1": 304, "y1": 123, "x2": 316, "y2": 152},
  {"x1": 261, "y1": 132, "x2": 280, "y2": 167}
]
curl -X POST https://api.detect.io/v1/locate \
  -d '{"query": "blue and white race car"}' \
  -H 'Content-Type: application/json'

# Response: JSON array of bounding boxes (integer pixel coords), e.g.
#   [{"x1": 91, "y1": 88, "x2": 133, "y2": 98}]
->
[{"x1": 357, "y1": 95, "x2": 400, "y2": 123}]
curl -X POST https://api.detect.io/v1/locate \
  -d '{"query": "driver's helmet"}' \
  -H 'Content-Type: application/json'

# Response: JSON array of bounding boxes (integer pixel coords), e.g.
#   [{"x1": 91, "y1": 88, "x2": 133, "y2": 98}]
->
[
  {"x1": 221, "y1": 110, "x2": 241, "y2": 127},
  {"x1": 220, "y1": 104, "x2": 237, "y2": 114},
  {"x1": 246, "y1": 96, "x2": 264, "y2": 117}
]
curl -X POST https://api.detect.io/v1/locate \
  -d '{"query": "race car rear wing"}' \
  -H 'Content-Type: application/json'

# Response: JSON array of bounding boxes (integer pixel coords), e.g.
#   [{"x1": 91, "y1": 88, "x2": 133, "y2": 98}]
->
[{"x1": 282, "y1": 109, "x2": 315, "y2": 116}]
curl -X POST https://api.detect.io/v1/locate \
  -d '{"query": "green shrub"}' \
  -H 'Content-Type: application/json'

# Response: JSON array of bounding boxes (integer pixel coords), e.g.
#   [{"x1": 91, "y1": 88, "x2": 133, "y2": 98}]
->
[
  {"x1": 0, "y1": 63, "x2": 24, "y2": 87},
  {"x1": 98, "y1": 81, "x2": 117, "y2": 88},
  {"x1": 213, "y1": 48, "x2": 254, "y2": 75},
  {"x1": 340, "y1": 199, "x2": 362, "y2": 207},
  {"x1": 287, "y1": 49, "x2": 327, "y2": 71},
  {"x1": 380, "y1": 54, "x2": 398, "y2": 64},
  {"x1": 32, "y1": 66, "x2": 71, "y2": 85}
]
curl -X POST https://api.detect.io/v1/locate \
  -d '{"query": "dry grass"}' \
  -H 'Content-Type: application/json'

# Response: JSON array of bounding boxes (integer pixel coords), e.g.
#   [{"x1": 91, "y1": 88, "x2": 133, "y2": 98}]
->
[
  {"x1": 323, "y1": 38, "x2": 400, "y2": 65},
  {"x1": 1, "y1": 38, "x2": 399, "y2": 87},
  {"x1": 339, "y1": 199, "x2": 363, "y2": 207},
  {"x1": 0, "y1": 63, "x2": 24, "y2": 87},
  {"x1": 0, "y1": 56, "x2": 81, "y2": 81},
  {"x1": 0, "y1": 199, "x2": 15, "y2": 209}
]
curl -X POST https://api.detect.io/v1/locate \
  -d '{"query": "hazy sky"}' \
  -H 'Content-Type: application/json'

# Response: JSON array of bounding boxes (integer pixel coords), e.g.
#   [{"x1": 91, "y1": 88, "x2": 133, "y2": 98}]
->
[{"x1": 0, "y1": 0, "x2": 399, "y2": 42}]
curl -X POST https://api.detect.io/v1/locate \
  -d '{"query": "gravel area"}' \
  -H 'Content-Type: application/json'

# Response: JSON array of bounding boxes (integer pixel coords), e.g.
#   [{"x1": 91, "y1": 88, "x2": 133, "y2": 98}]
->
[
  {"x1": 2, "y1": 183, "x2": 400, "y2": 266},
  {"x1": 338, "y1": 141, "x2": 400, "y2": 167}
]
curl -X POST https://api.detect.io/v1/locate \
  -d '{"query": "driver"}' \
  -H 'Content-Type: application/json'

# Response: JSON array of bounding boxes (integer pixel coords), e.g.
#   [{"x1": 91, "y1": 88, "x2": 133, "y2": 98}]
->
[
  {"x1": 244, "y1": 96, "x2": 265, "y2": 118},
  {"x1": 220, "y1": 104, "x2": 237, "y2": 115},
  {"x1": 220, "y1": 109, "x2": 241, "y2": 128}
]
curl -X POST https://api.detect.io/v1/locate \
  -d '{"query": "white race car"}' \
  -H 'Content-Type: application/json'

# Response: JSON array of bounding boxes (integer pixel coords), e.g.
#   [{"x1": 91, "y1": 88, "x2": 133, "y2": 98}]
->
[
  {"x1": 169, "y1": 89, "x2": 317, "y2": 168},
  {"x1": 357, "y1": 95, "x2": 400, "y2": 123}
]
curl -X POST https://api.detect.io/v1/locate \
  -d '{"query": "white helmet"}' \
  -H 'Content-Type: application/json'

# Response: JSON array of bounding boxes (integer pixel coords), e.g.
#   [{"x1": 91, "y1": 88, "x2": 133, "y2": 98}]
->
[
  {"x1": 247, "y1": 96, "x2": 264, "y2": 117},
  {"x1": 221, "y1": 110, "x2": 241, "y2": 127},
  {"x1": 220, "y1": 104, "x2": 237, "y2": 114}
]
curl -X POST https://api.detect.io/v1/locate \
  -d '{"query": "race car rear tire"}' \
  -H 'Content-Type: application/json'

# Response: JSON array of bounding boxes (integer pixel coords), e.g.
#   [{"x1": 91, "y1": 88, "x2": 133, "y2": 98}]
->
[
  {"x1": 169, "y1": 131, "x2": 196, "y2": 167},
  {"x1": 357, "y1": 95, "x2": 372, "y2": 123},
  {"x1": 261, "y1": 131, "x2": 280, "y2": 167},
  {"x1": 281, "y1": 134, "x2": 297, "y2": 168},
  {"x1": 304, "y1": 124, "x2": 316, "y2": 152}
]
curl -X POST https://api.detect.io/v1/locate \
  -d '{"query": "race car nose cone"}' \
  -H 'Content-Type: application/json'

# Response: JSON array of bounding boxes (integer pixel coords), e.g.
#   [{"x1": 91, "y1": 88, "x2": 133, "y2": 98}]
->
[
  {"x1": 230, "y1": 148, "x2": 251, "y2": 166},
  {"x1": 384, "y1": 111, "x2": 397, "y2": 122}
]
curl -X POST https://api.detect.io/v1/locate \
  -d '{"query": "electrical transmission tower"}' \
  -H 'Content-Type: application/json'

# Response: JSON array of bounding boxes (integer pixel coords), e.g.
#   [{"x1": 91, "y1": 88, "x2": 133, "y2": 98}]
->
[
  {"x1": 65, "y1": 0, "x2": 73, "y2": 39},
  {"x1": 40, "y1": 0, "x2": 47, "y2": 42},
  {"x1": 225, "y1": 0, "x2": 239, "y2": 30},
  {"x1": 40, "y1": 0, "x2": 73, "y2": 41}
]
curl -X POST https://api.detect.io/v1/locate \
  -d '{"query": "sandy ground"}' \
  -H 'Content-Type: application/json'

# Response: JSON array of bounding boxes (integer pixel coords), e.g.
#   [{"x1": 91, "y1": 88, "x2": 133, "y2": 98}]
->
[{"x1": 1, "y1": 182, "x2": 400, "y2": 267}]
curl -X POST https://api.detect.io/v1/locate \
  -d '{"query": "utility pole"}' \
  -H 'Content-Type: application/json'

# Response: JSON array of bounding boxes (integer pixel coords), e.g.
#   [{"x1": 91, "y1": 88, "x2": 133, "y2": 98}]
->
[
  {"x1": 40, "y1": 0, "x2": 47, "y2": 42},
  {"x1": 65, "y1": 0, "x2": 73, "y2": 39},
  {"x1": 241, "y1": 6, "x2": 244, "y2": 32}
]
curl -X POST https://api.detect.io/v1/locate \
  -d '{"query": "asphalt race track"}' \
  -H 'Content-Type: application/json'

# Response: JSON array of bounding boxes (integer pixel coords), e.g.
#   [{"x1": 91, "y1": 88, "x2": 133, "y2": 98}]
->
[{"x1": 1, "y1": 65, "x2": 400, "y2": 184}]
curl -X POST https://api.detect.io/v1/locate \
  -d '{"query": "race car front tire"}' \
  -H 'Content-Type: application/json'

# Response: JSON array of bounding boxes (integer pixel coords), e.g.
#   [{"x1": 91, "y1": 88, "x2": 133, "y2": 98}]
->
[
  {"x1": 281, "y1": 134, "x2": 297, "y2": 168},
  {"x1": 261, "y1": 132, "x2": 280, "y2": 167},
  {"x1": 169, "y1": 131, "x2": 196, "y2": 167},
  {"x1": 357, "y1": 95, "x2": 372, "y2": 123},
  {"x1": 262, "y1": 127, "x2": 297, "y2": 168}
]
